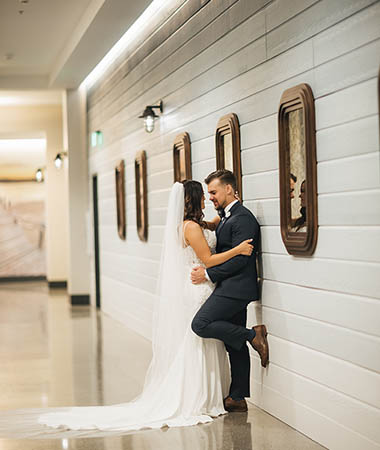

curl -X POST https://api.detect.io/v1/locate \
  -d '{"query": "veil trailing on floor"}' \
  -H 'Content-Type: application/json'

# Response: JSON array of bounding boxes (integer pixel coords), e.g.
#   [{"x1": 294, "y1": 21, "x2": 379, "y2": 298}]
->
[{"x1": 0, "y1": 182, "x2": 228, "y2": 438}]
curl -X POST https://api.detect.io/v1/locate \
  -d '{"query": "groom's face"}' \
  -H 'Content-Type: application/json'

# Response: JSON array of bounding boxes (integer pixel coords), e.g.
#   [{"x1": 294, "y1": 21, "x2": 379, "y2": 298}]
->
[{"x1": 207, "y1": 179, "x2": 229, "y2": 210}]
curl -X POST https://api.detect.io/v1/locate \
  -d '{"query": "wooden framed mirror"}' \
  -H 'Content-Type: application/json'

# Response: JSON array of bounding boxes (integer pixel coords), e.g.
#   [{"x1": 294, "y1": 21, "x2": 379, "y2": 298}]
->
[
  {"x1": 115, "y1": 160, "x2": 126, "y2": 240},
  {"x1": 173, "y1": 132, "x2": 191, "y2": 182},
  {"x1": 215, "y1": 113, "x2": 242, "y2": 197},
  {"x1": 278, "y1": 83, "x2": 318, "y2": 256},
  {"x1": 135, "y1": 150, "x2": 148, "y2": 242}
]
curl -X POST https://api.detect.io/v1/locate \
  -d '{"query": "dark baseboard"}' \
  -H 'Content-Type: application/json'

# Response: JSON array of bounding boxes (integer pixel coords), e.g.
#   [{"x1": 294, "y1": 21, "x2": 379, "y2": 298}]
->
[
  {"x1": 70, "y1": 294, "x2": 90, "y2": 305},
  {"x1": 0, "y1": 276, "x2": 46, "y2": 283},
  {"x1": 48, "y1": 281, "x2": 67, "y2": 289}
]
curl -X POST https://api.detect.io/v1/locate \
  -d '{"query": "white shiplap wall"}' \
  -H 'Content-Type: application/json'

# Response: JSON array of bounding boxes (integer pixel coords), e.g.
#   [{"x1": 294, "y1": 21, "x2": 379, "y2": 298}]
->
[{"x1": 86, "y1": 0, "x2": 380, "y2": 448}]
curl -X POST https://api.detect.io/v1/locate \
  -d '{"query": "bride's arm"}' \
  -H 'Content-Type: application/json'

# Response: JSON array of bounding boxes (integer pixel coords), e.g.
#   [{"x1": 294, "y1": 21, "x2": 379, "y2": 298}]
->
[
  {"x1": 204, "y1": 215, "x2": 220, "y2": 231},
  {"x1": 184, "y1": 221, "x2": 253, "y2": 269}
]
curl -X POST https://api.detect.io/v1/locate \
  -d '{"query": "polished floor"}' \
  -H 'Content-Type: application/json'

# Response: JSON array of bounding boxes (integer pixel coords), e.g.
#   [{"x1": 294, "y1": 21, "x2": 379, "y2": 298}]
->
[{"x1": 0, "y1": 282, "x2": 325, "y2": 449}]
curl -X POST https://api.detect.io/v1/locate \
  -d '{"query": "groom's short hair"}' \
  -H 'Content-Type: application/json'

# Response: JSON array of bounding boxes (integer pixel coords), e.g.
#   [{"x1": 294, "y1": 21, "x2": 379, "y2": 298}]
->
[{"x1": 205, "y1": 169, "x2": 237, "y2": 191}]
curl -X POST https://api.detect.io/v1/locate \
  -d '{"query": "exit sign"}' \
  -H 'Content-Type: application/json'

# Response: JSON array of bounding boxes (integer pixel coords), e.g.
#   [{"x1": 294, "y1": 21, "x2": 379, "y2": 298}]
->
[{"x1": 91, "y1": 130, "x2": 103, "y2": 147}]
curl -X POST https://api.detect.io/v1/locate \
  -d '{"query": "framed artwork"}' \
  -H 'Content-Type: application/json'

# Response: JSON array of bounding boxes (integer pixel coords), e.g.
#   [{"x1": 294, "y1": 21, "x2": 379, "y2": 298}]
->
[
  {"x1": 215, "y1": 113, "x2": 242, "y2": 197},
  {"x1": 173, "y1": 132, "x2": 192, "y2": 182},
  {"x1": 115, "y1": 160, "x2": 126, "y2": 240},
  {"x1": 278, "y1": 83, "x2": 318, "y2": 256},
  {"x1": 135, "y1": 150, "x2": 148, "y2": 242}
]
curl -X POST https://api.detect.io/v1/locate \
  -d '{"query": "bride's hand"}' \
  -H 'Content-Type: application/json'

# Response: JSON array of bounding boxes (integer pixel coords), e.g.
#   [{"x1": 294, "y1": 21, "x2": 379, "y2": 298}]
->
[{"x1": 237, "y1": 239, "x2": 254, "y2": 256}]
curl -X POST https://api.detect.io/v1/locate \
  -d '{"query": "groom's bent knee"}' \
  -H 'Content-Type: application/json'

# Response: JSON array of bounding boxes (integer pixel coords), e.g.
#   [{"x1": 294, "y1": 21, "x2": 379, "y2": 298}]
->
[{"x1": 191, "y1": 315, "x2": 207, "y2": 337}]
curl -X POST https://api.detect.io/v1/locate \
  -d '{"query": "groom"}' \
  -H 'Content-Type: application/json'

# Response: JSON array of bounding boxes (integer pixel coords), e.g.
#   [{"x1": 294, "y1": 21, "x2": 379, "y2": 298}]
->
[{"x1": 191, "y1": 169, "x2": 269, "y2": 413}]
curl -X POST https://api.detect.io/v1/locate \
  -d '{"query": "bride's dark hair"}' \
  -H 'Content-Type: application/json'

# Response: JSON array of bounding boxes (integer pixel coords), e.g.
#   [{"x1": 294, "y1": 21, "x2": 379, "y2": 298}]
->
[{"x1": 182, "y1": 180, "x2": 206, "y2": 228}]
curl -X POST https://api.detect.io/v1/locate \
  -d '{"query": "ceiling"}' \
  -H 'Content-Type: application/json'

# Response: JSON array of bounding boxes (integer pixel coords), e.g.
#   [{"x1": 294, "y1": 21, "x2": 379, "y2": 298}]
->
[
  {"x1": 0, "y1": 90, "x2": 62, "y2": 106},
  {"x1": 0, "y1": 0, "x2": 152, "y2": 181},
  {"x1": 0, "y1": 0, "x2": 152, "y2": 89},
  {"x1": 0, "y1": 138, "x2": 46, "y2": 180}
]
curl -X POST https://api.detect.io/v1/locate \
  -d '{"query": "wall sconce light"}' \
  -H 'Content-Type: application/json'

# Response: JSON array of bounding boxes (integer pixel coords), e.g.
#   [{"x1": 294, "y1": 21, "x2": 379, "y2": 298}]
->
[
  {"x1": 138, "y1": 100, "x2": 163, "y2": 133},
  {"x1": 54, "y1": 151, "x2": 68, "y2": 169},
  {"x1": 35, "y1": 168, "x2": 44, "y2": 182}
]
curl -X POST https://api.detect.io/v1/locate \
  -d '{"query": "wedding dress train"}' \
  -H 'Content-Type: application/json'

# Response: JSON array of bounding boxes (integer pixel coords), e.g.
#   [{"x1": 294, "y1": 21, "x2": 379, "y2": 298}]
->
[
  {"x1": 37, "y1": 229, "x2": 229, "y2": 431},
  {"x1": 36, "y1": 184, "x2": 230, "y2": 432},
  {"x1": 0, "y1": 183, "x2": 229, "y2": 437}
]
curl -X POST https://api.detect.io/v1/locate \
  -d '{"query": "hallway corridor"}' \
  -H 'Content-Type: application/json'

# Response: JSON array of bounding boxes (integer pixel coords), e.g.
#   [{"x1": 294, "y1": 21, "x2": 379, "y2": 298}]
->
[{"x1": 0, "y1": 282, "x2": 324, "y2": 449}]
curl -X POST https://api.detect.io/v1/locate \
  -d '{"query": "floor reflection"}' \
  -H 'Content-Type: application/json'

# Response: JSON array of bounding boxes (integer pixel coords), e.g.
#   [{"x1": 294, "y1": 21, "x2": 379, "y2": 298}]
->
[
  {"x1": 0, "y1": 413, "x2": 251, "y2": 449},
  {"x1": 0, "y1": 282, "x2": 323, "y2": 449},
  {"x1": 0, "y1": 409, "x2": 323, "y2": 449}
]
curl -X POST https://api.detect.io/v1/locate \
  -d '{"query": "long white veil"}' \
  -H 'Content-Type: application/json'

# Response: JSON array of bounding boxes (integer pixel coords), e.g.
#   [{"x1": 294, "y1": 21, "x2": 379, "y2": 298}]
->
[
  {"x1": 0, "y1": 182, "x2": 191, "y2": 437},
  {"x1": 142, "y1": 181, "x2": 187, "y2": 393}
]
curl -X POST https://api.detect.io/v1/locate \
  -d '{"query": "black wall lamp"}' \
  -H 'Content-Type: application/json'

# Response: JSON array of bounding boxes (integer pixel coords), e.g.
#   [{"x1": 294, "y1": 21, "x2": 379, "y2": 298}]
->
[
  {"x1": 138, "y1": 100, "x2": 163, "y2": 133},
  {"x1": 54, "y1": 151, "x2": 68, "y2": 169}
]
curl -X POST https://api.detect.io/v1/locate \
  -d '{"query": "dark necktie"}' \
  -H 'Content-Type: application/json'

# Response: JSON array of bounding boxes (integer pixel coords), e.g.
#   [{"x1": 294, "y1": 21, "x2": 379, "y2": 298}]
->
[{"x1": 218, "y1": 208, "x2": 225, "y2": 221}]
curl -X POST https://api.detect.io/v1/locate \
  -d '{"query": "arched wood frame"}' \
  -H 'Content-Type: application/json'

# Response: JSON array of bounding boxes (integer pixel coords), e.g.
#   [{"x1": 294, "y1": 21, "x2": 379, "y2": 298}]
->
[
  {"x1": 135, "y1": 150, "x2": 148, "y2": 242},
  {"x1": 215, "y1": 113, "x2": 242, "y2": 198},
  {"x1": 115, "y1": 160, "x2": 126, "y2": 240},
  {"x1": 278, "y1": 83, "x2": 318, "y2": 256},
  {"x1": 173, "y1": 132, "x2": 192, "y2": 182}
]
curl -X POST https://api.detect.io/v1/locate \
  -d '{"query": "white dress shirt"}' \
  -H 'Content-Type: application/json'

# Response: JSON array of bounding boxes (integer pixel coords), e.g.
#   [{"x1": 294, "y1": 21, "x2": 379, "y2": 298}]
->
[{"x1": 222, "y1": 199, "x2": 238, "y2": 219}]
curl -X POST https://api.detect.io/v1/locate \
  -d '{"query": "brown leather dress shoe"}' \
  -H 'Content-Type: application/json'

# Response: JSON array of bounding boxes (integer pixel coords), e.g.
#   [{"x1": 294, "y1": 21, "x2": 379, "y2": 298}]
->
[
  {"x1": 250, "y1": 324, "x2": 269, "y2": 367},
  {"x1": 224, "y1": 396, "x2": 248, "y2": 412}
]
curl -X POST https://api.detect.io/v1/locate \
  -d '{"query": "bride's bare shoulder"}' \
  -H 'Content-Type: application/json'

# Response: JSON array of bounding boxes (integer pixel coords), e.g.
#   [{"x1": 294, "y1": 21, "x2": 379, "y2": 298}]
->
[
  {"x1": 183, "y1": 220, "x2": 201, "y2": 230},
  {"x1": 183, "y1": 221, "x2": 204, "y2": 246}
]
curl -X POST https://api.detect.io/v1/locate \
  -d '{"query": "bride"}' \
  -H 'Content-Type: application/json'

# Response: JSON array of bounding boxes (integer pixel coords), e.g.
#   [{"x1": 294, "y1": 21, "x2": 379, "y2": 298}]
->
[{"x1": 37, "y1": 180, "x2": 253, "y2": 432}]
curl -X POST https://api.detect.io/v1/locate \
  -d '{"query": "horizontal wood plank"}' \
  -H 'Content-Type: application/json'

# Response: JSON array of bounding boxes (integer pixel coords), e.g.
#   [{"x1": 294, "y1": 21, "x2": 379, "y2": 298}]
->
[
  {"x1": 250, "y1": 358, "x2": 380, "y2": 447},
  {"x1": 318, "y1": 152, "x2": 380, "y2": 194},
  {"x1": 250, "y1": 380, "x2": 379, "y2": 450},
  {"x1": 262, "y1": 253, "x2": 380, "y2": 299},
  {"x1": 313, "y1": 1, "x2": 380, "y2": 65},
  {"x1": 260, "y1": 334, "x2": 380, "y2": 409},
  {"x1": 261, "y1": 225, "x2": 380, "y2": 263},
  {"x1": 266, "y1": 0, "x2": 377, "y2": 58},
  {"x1": 261, "y1": 278, "x2": 380, "y2": 337}
]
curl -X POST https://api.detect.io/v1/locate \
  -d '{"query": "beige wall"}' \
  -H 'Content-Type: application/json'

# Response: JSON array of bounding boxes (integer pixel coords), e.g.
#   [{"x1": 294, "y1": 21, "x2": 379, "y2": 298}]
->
[
  {"x1": 0, "y1": 104, "x2": 69, "y2": 282},
  {"x1": 86, "y1": 1, "x2": 380, "y2": 449},
  {"x1": 0, "y1": 181, "x2": 45, "y2": 204}
]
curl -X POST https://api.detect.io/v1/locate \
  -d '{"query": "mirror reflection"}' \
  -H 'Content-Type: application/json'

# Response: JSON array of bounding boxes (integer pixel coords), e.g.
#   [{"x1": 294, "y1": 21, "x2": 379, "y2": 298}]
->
[
  {"x1": 173, "y1": 132, "x2": 191, "y2": 183},
  {"x1": 223, "y1": 133, "x2": 233, "y2": 172},
  {"x1": 179, "y1": 146, "x2": 186, "y2": 181},
  {"x1": 139, "y1": 166, "x2": 144, "y2": 215},
  {"x1": 115, "y1": 161, "x2": 126, "y2": 240},
  {"x1": 135, "y1": 151, "x2": 147, "y2": 241},
  {"x1": 287, "y1": 109, "x2": 307, "y2": 233}
]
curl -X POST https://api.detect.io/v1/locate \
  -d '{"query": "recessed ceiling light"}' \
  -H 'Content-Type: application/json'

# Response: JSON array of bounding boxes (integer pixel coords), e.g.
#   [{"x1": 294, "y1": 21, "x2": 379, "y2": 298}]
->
[{"x1": 0, "y1": 139, "x2": 46, "y2": 151}]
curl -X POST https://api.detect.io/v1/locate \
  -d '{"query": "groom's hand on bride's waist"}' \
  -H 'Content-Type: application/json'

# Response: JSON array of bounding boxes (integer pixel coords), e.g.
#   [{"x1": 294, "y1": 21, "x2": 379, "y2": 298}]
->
[{"x1": 191, "y1": 266, "x2": 206, "y2": 284}]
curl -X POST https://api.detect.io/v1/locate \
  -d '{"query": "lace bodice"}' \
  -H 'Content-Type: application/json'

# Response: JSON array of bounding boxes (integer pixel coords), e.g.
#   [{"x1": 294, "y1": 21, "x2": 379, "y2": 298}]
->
[
  {"x1": 183, "y1": 228, "x2": 216, "y2": 268},
  {"x1": 182, "y1": 227, "x2": 216, "y2": 305}
]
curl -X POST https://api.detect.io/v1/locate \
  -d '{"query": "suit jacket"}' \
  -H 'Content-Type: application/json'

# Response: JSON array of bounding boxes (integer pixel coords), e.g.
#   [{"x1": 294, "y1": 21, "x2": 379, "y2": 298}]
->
[{"x1": 206, "y1": 202, "x2": 260, "y2": 301}]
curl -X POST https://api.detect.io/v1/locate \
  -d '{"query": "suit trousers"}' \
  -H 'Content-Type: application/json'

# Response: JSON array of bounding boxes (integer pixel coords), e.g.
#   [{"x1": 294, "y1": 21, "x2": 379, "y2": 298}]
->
[{"x1": 191, "y1": 292, "x2": 252, "y2": 399}]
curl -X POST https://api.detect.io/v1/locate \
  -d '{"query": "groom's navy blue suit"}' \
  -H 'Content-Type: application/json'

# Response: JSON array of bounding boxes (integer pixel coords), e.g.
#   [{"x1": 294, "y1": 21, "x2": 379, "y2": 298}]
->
[{"x1": 191, "y1": 201, "x2": 260, "y2": 399}]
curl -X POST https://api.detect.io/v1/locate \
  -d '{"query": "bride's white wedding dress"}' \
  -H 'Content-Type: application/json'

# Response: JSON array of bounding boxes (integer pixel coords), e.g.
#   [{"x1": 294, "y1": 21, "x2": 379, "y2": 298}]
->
[
  {"x1": 37, "y1": 225, "x2": 229, "y2": 432},
  {"x1": 0, "y1": 183, "x2": 229, "y2": 438}
]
